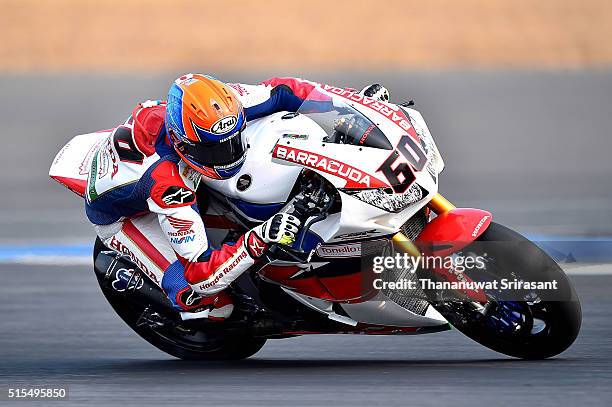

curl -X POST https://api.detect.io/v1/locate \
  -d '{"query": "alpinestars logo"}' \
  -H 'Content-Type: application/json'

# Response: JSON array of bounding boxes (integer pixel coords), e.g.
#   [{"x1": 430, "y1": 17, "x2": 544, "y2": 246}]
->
[
  {"x1": 181, "y1": 289, "x2": 203, "y2": 308},
  {"x1": 247, "y1": 232, "x2": 267, "y2": 258},
  {"x1": 162, "y1": 186, "x2": 194, "y2": 206},
  {"x1": 167, "y1": 216, "x2": 194, "y2": 237}
]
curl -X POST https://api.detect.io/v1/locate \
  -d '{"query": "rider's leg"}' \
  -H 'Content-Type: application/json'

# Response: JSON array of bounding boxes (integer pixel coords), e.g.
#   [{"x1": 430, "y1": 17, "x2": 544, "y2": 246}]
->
[
  {"x1": 93, "y1": 214, "x2": 233, "y2": 320},
  {"x1": 161, "y1": 261, "x2": 233, "y2": 320}
]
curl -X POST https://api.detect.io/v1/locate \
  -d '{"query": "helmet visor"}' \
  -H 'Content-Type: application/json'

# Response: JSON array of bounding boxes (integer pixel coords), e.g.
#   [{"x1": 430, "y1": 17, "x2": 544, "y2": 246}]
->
[{"x1": 180, "y1": 132, "x2": 246, "y2": 168}]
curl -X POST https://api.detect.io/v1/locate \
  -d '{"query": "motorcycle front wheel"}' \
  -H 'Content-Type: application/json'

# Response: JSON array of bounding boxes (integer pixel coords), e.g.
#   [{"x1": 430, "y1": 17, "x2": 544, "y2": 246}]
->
[{"x1": 424, "y1": 222, "x2": 581, "y2": 359}]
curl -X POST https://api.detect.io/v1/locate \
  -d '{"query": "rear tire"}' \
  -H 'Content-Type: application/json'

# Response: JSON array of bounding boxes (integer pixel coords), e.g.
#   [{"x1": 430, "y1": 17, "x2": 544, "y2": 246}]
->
[
  {"x1": 425, "y1": 223, "x2": 581, "y2": 359},
  {"x1": 94, "y1": 238, "x2": 267, "y2": 361}
]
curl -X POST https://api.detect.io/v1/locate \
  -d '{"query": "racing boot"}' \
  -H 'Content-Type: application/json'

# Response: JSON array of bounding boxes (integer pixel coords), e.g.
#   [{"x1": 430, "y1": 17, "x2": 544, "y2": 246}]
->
[
  {"x1": 162, "y1": 262, "x2": 234, "y2": 321},
  {"x1": 177, "y1": 289, "x2": 234, "y2": 321}
]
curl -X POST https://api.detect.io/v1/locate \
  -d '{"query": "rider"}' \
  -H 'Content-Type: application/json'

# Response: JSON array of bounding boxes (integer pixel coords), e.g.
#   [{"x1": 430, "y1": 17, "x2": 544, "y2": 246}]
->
[{"x1": 85, "y1": 74, "x2": 389, "y2": 320}]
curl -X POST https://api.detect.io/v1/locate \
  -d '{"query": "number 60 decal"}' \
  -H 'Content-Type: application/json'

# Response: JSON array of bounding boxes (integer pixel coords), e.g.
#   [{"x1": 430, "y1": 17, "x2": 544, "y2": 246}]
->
[{"x1": 377, "y1": 135, "x2": 427, "y2": 193}]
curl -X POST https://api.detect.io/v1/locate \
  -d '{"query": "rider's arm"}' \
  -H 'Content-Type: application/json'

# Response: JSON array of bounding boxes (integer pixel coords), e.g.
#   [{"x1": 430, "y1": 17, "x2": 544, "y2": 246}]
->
[
  {"x1": 146, "y1": 160, "x2": 267, "y2": 296},
  {"x1": 228, "y1": 78, "x2": 388, "y2": 121},
  {"x1": 228, "y1": 77, "x2": 323, "y2": 121}
]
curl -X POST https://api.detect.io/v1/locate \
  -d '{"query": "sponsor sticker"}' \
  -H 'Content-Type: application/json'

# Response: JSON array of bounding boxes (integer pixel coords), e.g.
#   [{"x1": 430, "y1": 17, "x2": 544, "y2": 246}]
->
[
  {"x1": 181, "y1": 164, "x2": 202, "y2": 189},
  {"x1": 228, "y1": 83, "x2": 248, "y2": 96},
  {"x1": 471, "y1": 215, "x2": 490, "y2": 237},
  {"x1": 170, "y1": 235, "x2": 196, "y2": 244},
  {"x1": 335, "y1": 229, "x2": 381, "y2": 240},
  {"x1": 273, "y1": 145, "x2": 387, "y2": 189},
  {"x1": 316, "y1": 242, "x2": 362, "y2": 258},
  {"x1": 211, "y1": 115, "x2": 238, "y2": 134},
  {"x1": 282, "y1": 133, "x2": 309, "y2": 140},
  {"x1": 109, "y1": 236, "x2": 159, "y2": 284},
  {"x1": 236, "y1": 174, "x2": 252, "y2": 191},
  {"x1": 111, "y1": 267, "x2": 144, "y2": 292}
]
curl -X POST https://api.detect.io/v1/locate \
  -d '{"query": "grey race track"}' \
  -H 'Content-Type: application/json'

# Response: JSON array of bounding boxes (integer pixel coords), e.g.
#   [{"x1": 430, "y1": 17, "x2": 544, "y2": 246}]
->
[
  {"x1": 1, "y1": 71, "x2": 611, "y2": 405},
  {"x1": 0, "y1": 265, "x2": 610, "y2": 406}
]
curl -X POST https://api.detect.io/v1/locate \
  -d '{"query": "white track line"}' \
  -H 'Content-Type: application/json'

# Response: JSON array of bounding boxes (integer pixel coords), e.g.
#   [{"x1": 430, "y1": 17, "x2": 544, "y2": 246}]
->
[
  {"x1": 0, "y1": 255, "x2": 609, "y2": 276},
  {"x1": 563, "y1": 263, "x2": 612, "y2": 275},
  {"x1": 0, "y1": 255, "x2": 92, "y2": 266}
]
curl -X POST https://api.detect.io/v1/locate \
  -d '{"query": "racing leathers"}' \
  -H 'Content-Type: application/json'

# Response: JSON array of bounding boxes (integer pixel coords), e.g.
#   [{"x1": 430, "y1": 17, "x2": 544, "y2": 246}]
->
[{"x1": 85, "y1": 77, "x2": 388, "y2": 320}]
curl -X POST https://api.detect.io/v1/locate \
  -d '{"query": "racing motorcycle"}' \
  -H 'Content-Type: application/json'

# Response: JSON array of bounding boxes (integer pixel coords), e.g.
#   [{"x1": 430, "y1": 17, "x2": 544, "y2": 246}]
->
[{"x1": 50, "y1": 84, "x2": 581, "y2": 360}]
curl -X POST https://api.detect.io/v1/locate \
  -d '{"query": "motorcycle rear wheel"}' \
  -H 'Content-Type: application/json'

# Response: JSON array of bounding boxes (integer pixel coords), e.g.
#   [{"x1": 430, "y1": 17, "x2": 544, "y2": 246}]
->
[
  {"x1": 94, "y1": 238, "x2": 267, "y2": 361},
  {"x1": 425, "y1": 222, "x2": 581, "y2": 359}
]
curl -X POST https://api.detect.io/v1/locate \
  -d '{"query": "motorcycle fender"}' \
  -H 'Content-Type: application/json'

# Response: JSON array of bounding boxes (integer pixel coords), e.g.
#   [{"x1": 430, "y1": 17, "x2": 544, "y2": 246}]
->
[{"x1": 415, "y1": 208, "x2": 492, "y2": 257}]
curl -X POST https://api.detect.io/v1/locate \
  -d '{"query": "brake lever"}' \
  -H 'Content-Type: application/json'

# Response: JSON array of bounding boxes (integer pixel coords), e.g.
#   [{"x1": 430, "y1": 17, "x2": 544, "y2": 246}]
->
[{"x1": 265, "y1": 244, "x2": 309, "y2": 264}]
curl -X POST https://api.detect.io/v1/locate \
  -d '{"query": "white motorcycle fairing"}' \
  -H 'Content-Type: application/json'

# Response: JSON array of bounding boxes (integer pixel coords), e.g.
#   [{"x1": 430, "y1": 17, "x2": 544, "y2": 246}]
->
[
  {"x1": 202, "y1": 107, "x2": 442, "y2": 244},
  {"x1": 50, "y1": 88, "x2": 449, "y2": 331},
  {"x1": 199, "y1": 89, "x2": 449, "y2": 329}
]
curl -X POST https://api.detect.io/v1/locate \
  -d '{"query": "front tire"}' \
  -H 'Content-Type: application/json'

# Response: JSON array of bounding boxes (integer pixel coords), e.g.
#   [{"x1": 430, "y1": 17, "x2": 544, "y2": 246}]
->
[{"x1": 425, "y1": 223, "x2": 581, "y2": 359}]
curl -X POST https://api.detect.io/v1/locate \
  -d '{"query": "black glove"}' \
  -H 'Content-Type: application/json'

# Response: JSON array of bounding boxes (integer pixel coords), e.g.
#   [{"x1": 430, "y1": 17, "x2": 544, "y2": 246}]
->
[{"x1": 359, "y1": 84, "x2": 390, "y2": 102}]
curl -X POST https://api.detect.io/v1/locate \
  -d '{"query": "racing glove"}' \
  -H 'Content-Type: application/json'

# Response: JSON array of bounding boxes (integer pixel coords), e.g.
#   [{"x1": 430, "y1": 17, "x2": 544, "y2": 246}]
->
[
  {"x1": 359, "y1": 84, "x2": 390, "y2": 102},
  {"x1": 250, "y1": 213, "x2": 301, "y2": 247}
]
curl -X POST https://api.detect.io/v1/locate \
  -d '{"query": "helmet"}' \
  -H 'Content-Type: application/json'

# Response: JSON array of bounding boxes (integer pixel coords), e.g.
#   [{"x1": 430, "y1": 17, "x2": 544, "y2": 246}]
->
[{"x1": 165, "y1": 74, "x2": 246, "y2": 179}]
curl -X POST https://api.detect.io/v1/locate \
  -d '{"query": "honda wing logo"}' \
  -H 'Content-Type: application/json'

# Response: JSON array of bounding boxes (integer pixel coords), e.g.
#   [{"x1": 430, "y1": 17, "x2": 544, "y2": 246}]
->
[{"x1": 167, "y1": 216, "x2": 194, "y2": 236}]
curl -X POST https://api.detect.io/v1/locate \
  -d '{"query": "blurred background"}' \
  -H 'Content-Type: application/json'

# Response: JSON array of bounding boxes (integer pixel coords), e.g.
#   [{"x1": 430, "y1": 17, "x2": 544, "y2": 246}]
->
[
  {"x1": 1, "y1": 2, "x2": 611, "y2": 404},
  {"x1": 0, "y1": 0, "x2": 610, "y2": 242}
]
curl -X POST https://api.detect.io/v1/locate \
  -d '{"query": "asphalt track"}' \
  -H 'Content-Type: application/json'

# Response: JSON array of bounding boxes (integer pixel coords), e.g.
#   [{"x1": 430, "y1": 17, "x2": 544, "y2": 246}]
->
[
  {"x1": 0, "y1": 265, "x2": 610, "y2": 406},
  {"x1": 1, "y1": 71, "x2": 611, "y2": 405}
]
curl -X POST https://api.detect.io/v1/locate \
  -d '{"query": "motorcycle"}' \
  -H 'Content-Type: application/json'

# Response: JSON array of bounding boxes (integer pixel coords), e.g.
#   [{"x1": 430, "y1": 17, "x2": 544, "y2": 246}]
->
[{"x1": 50, "y1": 84, "x2": 581, "y2": 360}]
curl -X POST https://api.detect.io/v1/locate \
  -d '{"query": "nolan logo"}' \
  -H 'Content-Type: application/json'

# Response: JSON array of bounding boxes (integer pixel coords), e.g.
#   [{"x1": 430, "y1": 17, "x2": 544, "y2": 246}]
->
[
  {"x1": 170, "y1": 235, "x2": 196, "y2": 244},
  {"x1": 211, "y1": 116, "x2": 238, "y2": 134}
]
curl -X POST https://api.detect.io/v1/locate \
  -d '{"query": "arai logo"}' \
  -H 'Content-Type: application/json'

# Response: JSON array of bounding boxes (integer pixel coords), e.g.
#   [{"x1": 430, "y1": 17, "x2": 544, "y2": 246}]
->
[{"x1": 211, "y1": 116, "x2": 238, "y2": 134}]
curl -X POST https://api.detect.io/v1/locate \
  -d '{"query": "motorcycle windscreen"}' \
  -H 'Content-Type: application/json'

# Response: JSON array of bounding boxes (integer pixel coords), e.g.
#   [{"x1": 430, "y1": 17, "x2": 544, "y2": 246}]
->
[{"x1": 296, "y1": 88, "x2": 393, "y2": 150}]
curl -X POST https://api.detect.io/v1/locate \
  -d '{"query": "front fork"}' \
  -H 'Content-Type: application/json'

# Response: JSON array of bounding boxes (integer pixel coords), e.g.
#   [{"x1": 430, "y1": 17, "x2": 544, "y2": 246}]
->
[
  {"x1": 391, "y1": 193, "x2": 455, "y2": 255},
  {"x1": 392, "y1": 193, "x2": 490, "y2": 304}
]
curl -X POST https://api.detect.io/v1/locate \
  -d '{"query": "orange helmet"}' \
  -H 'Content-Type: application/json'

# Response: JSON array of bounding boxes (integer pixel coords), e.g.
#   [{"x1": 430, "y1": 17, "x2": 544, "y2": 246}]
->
[{"x1": 165, "y1": 74, "x2": 246, "y2": 179}]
